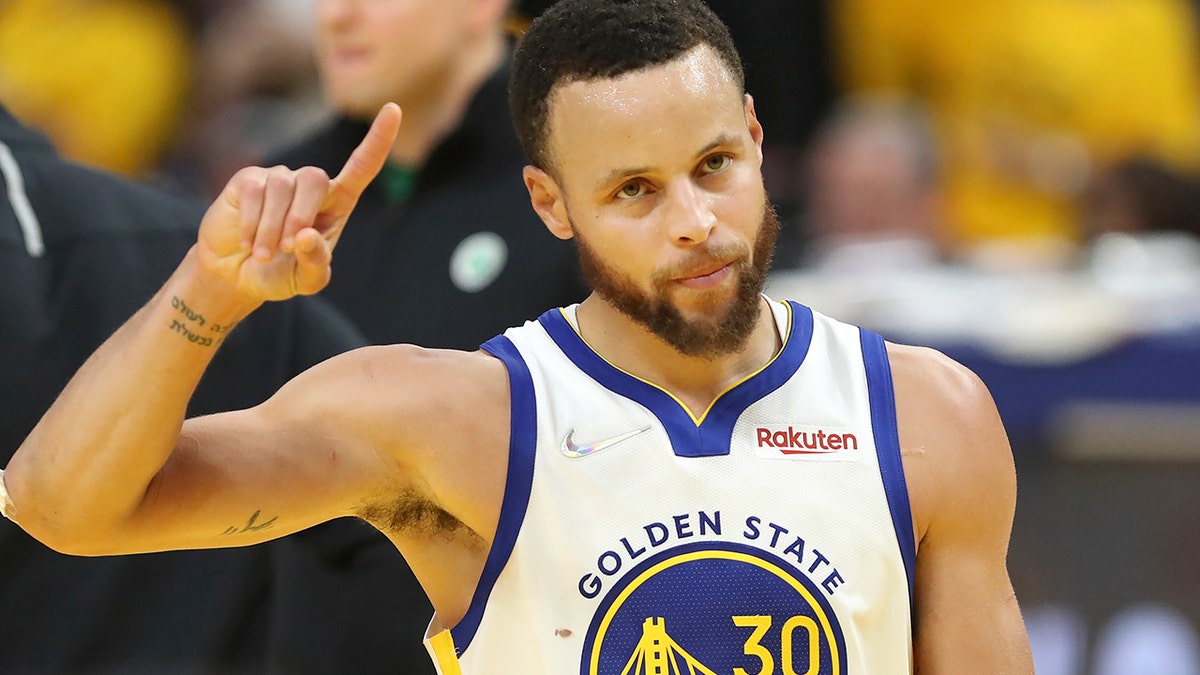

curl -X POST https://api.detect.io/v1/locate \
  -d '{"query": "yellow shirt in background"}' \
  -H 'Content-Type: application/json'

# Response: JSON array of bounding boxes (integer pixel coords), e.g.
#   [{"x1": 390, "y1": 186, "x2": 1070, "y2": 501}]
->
[{"x1": 0, "y1": 0, "x2": 192, "y2": 176}]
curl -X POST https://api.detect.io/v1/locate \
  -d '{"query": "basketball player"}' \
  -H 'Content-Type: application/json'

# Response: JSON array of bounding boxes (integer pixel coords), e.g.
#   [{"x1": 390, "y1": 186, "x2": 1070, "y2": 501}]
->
[{"x1": 2, "y1": 1, "x2": 1033, "y2": 672}]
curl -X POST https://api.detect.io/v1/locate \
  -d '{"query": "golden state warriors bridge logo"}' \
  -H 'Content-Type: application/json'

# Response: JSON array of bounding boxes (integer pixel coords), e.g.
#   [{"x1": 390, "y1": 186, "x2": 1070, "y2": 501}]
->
[{"x1": 580, "y1": 541, "x2": 848, "y2": 675}]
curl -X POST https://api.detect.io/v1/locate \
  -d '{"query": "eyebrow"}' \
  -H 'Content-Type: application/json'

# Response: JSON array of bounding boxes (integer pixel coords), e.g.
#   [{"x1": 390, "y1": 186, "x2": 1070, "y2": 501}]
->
[{"x1": 596, "y1": 133, "x2": 743, "y2": 191}]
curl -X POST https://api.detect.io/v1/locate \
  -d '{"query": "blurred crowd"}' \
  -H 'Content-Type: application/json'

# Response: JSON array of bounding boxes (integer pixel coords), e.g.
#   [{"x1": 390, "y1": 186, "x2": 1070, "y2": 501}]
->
[
  {"x1": 3, "y1": 0, "x2": 1200, "y2": 363},
  {"x1": 3, "y1": 2, "x2": 1200, "y2": 674}
]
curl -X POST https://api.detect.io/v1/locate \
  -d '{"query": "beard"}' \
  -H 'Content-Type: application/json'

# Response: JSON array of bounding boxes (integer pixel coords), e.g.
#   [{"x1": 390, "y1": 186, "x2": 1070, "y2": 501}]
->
[{"x1": 573, "y1": 196, "x2": 781, "y2": 360}]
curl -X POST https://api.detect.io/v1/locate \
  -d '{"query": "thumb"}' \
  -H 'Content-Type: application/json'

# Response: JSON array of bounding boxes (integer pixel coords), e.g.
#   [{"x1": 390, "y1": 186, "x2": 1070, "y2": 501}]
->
[{"x1": 293, "y1": 227, "x2": 333, "y2": 295}]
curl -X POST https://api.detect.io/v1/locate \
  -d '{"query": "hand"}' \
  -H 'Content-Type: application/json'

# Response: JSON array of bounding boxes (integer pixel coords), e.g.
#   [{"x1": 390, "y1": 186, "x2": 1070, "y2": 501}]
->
[{"x1": 196, "y1": 103, "x2": 402, "y2": 301}]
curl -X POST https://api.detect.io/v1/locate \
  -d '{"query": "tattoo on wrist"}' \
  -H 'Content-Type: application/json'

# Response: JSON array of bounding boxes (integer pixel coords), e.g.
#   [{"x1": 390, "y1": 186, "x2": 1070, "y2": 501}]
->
[
  {"x1": 221, "y1": 509, "x2": 277, "y2": 536},
  {"x1": 168, "y1": 295, "x2": 239, "y2": 347}
]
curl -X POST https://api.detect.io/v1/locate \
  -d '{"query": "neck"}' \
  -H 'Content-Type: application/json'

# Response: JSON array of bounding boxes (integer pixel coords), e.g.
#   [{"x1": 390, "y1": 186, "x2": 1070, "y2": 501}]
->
[
  {"x1": 574, "y1": 294, "x2": 782, "y2": 417},
  {"x1": 387, "y1": 32, "x2": 505, "y2": 167}
]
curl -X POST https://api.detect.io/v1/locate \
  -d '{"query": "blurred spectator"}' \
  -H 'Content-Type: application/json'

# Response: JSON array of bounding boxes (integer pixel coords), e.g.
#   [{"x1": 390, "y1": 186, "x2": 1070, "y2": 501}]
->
[
  {"x1": 0, "y1": 0, "x2": 193, "y2": 177},
  {"x1": 1082, "y1": 159, "x2": 1200, "y2": 335},
  {"x1": 1083, "y1": 157, "x2": 1200, "y2": 240},
  {"x1": 766, "y1": 96, "x2": 958, "y2": 336},
  {"x1": 0, "y1": 102, "x2": 365, "y2": 673},
  {"x1": 799, "y1": 95, "x2": 947, "y2": 273},
  {"x1": 830, "y1": 0, "x2": 1200, "y2": 266},
  {"x1": 258, "y1": 1, "x2": 587, "y2": 673}
]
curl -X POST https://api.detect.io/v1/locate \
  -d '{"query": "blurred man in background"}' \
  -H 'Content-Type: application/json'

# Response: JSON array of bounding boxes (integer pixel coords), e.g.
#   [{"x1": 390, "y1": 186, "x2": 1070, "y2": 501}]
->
[
  {"x1": 800, "y1": 96, "x2": 946, "y2": 274},
  {"x1": 0, "y1": 101, "x2": 365, "y2": 673},
  {"x1": 261, "y1": 1, "x2": 586, "y2": 672}
]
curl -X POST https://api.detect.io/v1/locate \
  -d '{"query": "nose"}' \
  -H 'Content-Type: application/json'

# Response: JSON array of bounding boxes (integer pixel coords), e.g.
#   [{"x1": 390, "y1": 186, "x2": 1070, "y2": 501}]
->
[
  {"x1": 663, "y1": 178, "x2": 716, "y2": 245},
  {"x1": 317, "y1": 0, "x2": 356, "y2": 31}
]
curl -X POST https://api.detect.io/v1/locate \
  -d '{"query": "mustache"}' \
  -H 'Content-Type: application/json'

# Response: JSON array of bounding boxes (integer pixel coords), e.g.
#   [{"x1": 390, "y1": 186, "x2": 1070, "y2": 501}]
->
[{"x1": 653, "y1": 242, "x2": 751, "y2": 283}]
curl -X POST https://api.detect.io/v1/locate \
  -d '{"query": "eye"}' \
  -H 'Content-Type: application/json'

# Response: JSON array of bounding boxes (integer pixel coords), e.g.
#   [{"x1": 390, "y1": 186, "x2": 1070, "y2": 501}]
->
[
  {"x1": 616, "y1": 181, "x2": 646, "y2": 200},
  {"x1": 702, "y1": 154, "x2": 732, "y2": 173}
]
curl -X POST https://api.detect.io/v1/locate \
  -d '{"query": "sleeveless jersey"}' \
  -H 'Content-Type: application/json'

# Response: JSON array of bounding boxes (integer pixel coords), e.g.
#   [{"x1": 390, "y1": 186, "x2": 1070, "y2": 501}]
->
[{"x1": 425, "y1": 299, "x2": 916, "y2": 674}]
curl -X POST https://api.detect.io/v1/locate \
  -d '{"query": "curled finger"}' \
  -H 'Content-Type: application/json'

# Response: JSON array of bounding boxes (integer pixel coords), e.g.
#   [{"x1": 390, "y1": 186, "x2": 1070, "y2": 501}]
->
[
  {"x1": 235, "y1": 169, "x2": 266, "y2": 252},
  {"x1": 280, "y1": 166, "x2": 331, "y2": 252},
  {"x1": 251, "y1": 167, "x2": 297, "y2": 261}
]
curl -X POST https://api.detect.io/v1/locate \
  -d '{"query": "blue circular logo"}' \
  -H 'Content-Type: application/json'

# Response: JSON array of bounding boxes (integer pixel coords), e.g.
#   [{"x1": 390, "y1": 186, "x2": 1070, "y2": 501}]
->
[{"x1": 580, "y1": 541, "x2": 847, "y2": 675}]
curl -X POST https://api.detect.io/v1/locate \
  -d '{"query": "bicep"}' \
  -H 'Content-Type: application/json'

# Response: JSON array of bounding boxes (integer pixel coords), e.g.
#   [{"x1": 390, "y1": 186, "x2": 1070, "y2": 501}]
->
[{"x1": 120, "y1": 354, "x2": 400, "y2": 554}]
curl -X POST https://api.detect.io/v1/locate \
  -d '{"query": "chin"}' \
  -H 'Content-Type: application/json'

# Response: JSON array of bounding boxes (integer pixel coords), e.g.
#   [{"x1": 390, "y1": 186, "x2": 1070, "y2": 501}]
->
[{"x1": 324, "y1": 86, "x2": 384, "y2": 120}]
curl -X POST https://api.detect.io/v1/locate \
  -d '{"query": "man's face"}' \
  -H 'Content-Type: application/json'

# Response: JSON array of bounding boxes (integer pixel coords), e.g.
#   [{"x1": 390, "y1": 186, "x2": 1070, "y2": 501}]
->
[
  {"x1": 316, "y1": 0, "x2": 473, "y2": 117},
  {"x1": 540, "y1": 46, "x2": 773, "y2": 358}
]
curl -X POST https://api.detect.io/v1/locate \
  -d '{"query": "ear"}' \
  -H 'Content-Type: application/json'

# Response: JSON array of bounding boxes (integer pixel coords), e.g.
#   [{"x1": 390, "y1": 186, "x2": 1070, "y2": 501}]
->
[
  {"x1": 524, "y1": 166, "x2": 574, "y2": 240},
  {"x1": 744, "y1": 94, "x2": 765, "y2": 166}
]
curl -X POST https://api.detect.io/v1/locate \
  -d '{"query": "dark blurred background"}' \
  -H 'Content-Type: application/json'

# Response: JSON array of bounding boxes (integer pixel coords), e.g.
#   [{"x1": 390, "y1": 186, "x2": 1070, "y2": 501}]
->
[{"x1": 2, "y1": 0, "x2": 1200, "y2": 672}]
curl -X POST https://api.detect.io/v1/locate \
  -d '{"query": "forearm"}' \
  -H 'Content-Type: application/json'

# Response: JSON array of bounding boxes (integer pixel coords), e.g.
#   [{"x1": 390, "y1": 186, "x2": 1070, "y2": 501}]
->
[{"x1": 5, "y1": 247, "x2": 261, "y2": 551}]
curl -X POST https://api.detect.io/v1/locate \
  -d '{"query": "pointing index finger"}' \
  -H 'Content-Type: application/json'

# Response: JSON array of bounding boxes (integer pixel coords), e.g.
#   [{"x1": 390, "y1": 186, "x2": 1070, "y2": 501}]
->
[{"x1": 330, "y1": 102, "x2": 402, "y2": 203}]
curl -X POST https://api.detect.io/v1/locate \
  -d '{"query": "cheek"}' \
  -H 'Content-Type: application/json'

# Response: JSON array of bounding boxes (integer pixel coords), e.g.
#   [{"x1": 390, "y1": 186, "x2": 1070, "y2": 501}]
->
[{"x1": 714, "y1": 179, "x2": 765, "y2": 234}]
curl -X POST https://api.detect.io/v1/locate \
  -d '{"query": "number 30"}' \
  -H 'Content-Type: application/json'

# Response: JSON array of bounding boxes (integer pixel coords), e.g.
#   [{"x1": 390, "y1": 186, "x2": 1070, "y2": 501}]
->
[{"x1": 732, "y1": 615, "x2": 820, "y2": 675}]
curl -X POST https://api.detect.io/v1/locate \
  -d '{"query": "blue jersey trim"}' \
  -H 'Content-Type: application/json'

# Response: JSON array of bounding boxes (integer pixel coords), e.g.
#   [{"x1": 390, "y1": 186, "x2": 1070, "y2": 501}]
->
[
  {"x1": 860, "y1": 329, "x2": 917, "y2": 603},
  {"x1": 536, "y1": 301, "x2": 814, "y2": 457},
  {"x1": 451, "y1": 335, "x2": 538, "y2": 654}
]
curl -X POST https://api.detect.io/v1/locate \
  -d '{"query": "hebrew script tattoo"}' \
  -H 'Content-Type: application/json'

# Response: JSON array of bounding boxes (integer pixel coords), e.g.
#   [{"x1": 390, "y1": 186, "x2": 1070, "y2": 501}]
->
[
  {"x1": 221, "y1": 510, "x2": 278, "y2": 536},
  {"x1": 167, "y1": 295, "x2": 238, "y2": 348}
]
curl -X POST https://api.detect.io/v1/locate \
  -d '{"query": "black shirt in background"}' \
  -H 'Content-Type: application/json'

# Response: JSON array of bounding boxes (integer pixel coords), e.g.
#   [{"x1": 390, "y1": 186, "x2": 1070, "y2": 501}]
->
[{"x1": 0, "y1": 105, "x2": 366, "y2": 674}]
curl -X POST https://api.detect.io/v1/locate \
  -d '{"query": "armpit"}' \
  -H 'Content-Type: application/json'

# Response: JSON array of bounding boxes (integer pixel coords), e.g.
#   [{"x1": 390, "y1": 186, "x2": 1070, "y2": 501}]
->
[{"x1": 357, "y1": 488, "x2": 470, "y2": 541}]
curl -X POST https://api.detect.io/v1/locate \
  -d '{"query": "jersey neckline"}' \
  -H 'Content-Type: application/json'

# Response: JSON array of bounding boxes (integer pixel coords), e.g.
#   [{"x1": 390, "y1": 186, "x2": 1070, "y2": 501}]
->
[{"x1": 536, "y1": 298, "x2": 815, "y2": 457}]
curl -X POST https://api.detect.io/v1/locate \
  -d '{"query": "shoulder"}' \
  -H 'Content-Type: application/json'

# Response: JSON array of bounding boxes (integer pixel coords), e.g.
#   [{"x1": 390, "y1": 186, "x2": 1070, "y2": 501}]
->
[
  {"x1": 885, "y1": 342, "x2": 1017, "y2": 546},
  {"x1": 886, "y1": 342, "x2": 997, "y2": 432},
  {"x1": 9, "y1": 143, "x2": 204, "y2": 244}
]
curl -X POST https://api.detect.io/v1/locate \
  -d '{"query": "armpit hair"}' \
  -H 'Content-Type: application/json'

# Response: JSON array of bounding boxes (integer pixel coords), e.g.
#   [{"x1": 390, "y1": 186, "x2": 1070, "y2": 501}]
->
[{"x1": 357, "y1": 488, "x2": 467, "y2": 540}]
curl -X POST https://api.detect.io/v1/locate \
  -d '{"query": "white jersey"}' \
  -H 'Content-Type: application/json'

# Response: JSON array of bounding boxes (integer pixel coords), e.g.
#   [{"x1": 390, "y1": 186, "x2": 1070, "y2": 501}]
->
[{"x1": 426, "y1": 299, "x2": 916, "y2": 675}]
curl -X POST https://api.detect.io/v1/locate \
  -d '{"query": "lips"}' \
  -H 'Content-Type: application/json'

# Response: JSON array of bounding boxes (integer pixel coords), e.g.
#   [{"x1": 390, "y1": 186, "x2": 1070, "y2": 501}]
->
[
  {"x1": 674, "y1": 262, "x2": 733, "y2": 289},
  {"x1": 684, "y1": 262, "x2": 729, "y2": 279},
  {"x1": 325, "y1": 45, "x2": 371, "y2": 68}
]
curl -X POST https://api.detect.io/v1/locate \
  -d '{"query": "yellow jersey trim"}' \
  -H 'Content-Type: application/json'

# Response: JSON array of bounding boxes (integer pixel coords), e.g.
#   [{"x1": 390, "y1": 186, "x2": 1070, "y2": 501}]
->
[
  {"x1": 559, "y1": 299, "x2": 793, "y2": 426},
  {"x1": 425, "y1": 629, "x2": 463, "y2": 675}
]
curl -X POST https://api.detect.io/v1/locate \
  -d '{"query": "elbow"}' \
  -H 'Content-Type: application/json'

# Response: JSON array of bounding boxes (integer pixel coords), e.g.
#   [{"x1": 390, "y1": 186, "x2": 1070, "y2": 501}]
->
[
  {"x1": 0, "y1": 466, "x2": 120, "y2": 557},
  {"x1": 10, "y1": 512, "x2": 122, "y2": 558}
]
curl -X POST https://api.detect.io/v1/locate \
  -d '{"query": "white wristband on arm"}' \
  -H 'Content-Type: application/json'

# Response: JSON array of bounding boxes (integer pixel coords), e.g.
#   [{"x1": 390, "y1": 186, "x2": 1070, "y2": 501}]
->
[{"x1": 0, "y1": 469, "x2": 14, "y2": 520}]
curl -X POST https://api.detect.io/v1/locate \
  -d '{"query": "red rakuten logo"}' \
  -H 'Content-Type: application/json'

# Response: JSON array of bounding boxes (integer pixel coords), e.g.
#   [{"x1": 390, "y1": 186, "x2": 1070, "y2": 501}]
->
[{"x1": 756, "y1": 427, "x2": 858, "y2": 453}]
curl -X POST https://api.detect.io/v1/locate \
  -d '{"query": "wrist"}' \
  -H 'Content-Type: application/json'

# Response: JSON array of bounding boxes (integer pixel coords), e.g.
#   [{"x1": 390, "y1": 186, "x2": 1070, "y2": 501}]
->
[{"x1": 165, "y1": 248, "x2": 264, "y2": 343}]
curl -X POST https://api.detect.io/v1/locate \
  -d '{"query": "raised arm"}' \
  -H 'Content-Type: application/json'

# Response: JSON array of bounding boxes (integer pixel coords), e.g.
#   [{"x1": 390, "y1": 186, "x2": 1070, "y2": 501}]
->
[
  {"x1": 889, "y1": 344, "x2": 1034, "y2": 673},
  {"x1": 3, "y1": 105, "x2": 402, "y2": 555}
]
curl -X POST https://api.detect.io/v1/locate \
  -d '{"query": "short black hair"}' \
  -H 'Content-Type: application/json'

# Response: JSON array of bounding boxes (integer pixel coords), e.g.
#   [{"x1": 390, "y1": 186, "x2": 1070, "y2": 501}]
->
[{"x1": 510, "y1": 0, "x2": 745, "y2": 171}]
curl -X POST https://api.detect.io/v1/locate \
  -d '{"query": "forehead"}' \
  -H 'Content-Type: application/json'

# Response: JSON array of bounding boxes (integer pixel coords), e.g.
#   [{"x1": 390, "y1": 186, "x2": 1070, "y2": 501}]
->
[{"x1": 545, "y1": 46, "x2": 747, "y2": 184}]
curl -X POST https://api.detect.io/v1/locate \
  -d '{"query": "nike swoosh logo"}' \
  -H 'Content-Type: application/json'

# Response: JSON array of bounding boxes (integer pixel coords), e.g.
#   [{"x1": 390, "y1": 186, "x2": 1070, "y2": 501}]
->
[{"x1": 561, "y1": 425, "x2": 652, "y2": 458}]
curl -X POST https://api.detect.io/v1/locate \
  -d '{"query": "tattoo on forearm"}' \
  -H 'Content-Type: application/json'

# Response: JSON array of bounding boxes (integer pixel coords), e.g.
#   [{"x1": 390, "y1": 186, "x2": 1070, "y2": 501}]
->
[
  {"x1": 221, "y1": 509, "x2": 278, "y2": 536},
  {"x1": 167, "y1": 295, "x2": 239, "y2": 348}
]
